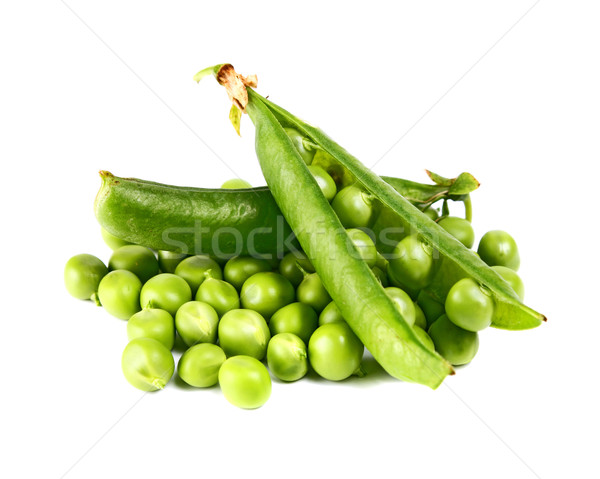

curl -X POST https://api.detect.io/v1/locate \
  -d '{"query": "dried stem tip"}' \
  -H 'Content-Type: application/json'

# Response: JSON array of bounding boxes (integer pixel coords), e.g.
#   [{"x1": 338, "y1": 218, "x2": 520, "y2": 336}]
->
[{"x1": 216, "y1": 64, "x2": 257, "y2": 112}]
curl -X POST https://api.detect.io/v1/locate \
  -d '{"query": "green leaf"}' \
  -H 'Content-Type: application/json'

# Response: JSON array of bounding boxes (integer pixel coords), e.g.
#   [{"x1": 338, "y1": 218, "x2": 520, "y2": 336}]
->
[
  {"x1": 448, "y1": 172, "x2": 480, "y2": 196},
  {"x1": 256, "y1": 93, "x2": 546, "y2": 330}
]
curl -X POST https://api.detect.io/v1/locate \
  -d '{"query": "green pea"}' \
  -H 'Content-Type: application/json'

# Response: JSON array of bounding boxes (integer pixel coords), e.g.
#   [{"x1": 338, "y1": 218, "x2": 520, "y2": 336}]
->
[
  {"x1": 297, "y1": 273, "x2": 331, "y2": 313},
  {"x1": 98, "y1": 270, "x2": 142, "y2": 320},
  {"x1": 121, "y1": 338, "x2": 174, "y2": 391},
  {"x1": 388, "y1": 235, "x2": 437, "y2": 290},
  {"x1": 384, "y1": 287, "x2": 416, "y2": 327},
  {"x1": 386, "y1": 264, "x2": 420, "y2": 299},
  {"x1": 375, "y1": 251, "x2": 389, "y2": 271},
  {"x1": 218, "y1": 356, "x2": 272, "y2": 409},
  {"x1": 140, "y1": 273, "x2": 192, "y2": 316},
  {"x1": 438, "y1": 216, "x2": 475, "y2": 249},
  {"x1": 175, "y1": 301, "x2": 219, "y2": 346},
  {"x1": 224, "y1": 256, "x2": 272, "y2": 291},
  {"x1": 346, "y1": 228, "x2": 377, "y2": 267},
  {"x1": 308, "y1": 323, "x2": 364, "y2": 381},
  {"x1": 319, "y1": 301, "x2": 345, "y2": 326},
  {"x1": 294, "y1": 251, "x2": 315, "y2": 273},
  {"x1": 267, "y1": 333, "x2": 308, "y2": 382},
  {"x1": 428, "y1": 314, "x2": 479, "y2": 366},
  {"x1": 371, "y1": 266, "x2": 388, "y2": 287},
  {"x1": 413, "y1": 326, "x2": 435, "y2": 351},
  {"x1": 332, "y1": 184, "x2": 373, "y2": 228},
  {"x1": 218, "y1": 309, "x2": 270, "y2": 359},
  {"x1": 477, "y1": 230, "x2": 520, "y2": 271},
  {"x1": 195, "y1": 278, "x2": 239, "y2": 317},
  {"x1": 108, "y1": 245, "x2": 159, "y2": 283},
  {"x1": 127, "y1": 308, "x2": 175, "y2": 349},
  {"x1": 423, "y1": 207, "x2": 439, "y2": 221},
  {"x1": 269, "y1": 302, "x2": 318, "y2": 344},
  {"x1": 445, "y1": 278, "x2": 494, "y2": 332},
  {"x1": 492, "y1": 265, "x2": 525, "y2": 301},
  {"x1": 240, "y1": 272, "x2": 295, "y2": 319},
  {"x1": 278, "y1": 252, "x2": 305, "y2": 287},
  {"x1": 101, "y1": 227, "x2": 132, "y2": 250},
  {"x1": 284, "y1": 127, "x2": 315, "y2": 165},
  {"x1": 175, "y1": 255, "x2": 222, "y2": 295},
  {"x1": 157, "y1": 250, "x2": 189, "y2": 274},
  {"x1": 221, "y1": 178, "x2": 252, "y2": 189},
  {"x1": 308, "y1": 165, "x2": 337, "y2": 202},
  {"x1": 417, "y1": 290, "x2": 446, "y2": 328},
  {"x1": 64, "y1": 254, "x2": 108, "y2": 301},
  {"x1": 177, "y1": 343, "x2": 226, "y2": 388},
  {"x1": 413, "y1": 302, "x2": 427, "y2": 330}
]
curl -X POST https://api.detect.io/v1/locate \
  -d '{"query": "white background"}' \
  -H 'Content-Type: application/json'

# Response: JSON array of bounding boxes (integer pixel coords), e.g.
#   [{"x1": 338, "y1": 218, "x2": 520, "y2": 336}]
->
[{"x1": 1, "y1": 1, "x2": 598, "y2": 478}]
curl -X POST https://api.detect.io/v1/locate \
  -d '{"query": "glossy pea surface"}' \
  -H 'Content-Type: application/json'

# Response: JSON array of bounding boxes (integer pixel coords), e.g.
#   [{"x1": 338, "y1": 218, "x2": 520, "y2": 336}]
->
[
  {"x1": 267, "y1": 333, "x2": 308, "y2": 382},
  {"x1": 445, "y1": 278, "x2": 494, "y2": 332},
  {"x1": 177, "y1": 343, "x2": 226, "y2": 388},
  {"x1": 195, "y1": 278, "x2": 239, "y2": 317},
  {"x1": 308, "y1": 323, "x2": 364, "y2": 381},
  {"x1": 158, "y1": 250, "x2": 188, "y2": 274},
  {"x1": 269, "y1": 302, "x2": 318, "y2": 344},
  {"x1": 278, "y1": 252, "x2": 306, "y2": 287},
  {"x1": 98, "y1": 269, "x2": 142, "y2": 320},
  {"x1": 121, "y1": 338, "x2": 174, "y2": 391},
  {"x1": 428, "y1": 315, "x2": 479, "y2": 366},
  {"x1": 332, "y1": 184, "x2": 373, "y2": 228},
  {"x1": 492, "y1": 265, "x2": 525, "y2": 300},
  {"x1": 385, "y1": 287, "x2": 416, "y2": 327},
  {"x1": 438, "y1": 216, "x2": 475, "y2": 249},
  {"x1": 346, "y1": 228, "x2": 377, "y2": 267},
  {"x1": 175, "y1": 301, "x2": 219, "y2": 346},
  {"x1": 477, "y1": 230, "x2": 520, "y2": 271},
  {"x1": 175, "y1": 255, "x2": 222, "y2": 294},
  {"x1": 218, "y1": 356, "x2": 272, "y2": 409},
  {"x1": 127, "y1": 308, "x2": 175, "y2": 349},
  {"x1": 221, "y1": 178, "x2": 252, "y2": 189},
  {"x1": 297, "y1": 273, "x2": 332, "y2": 313},
  {"x1": 108, "y1": 245, "x2": 159, "y2": 283},
  {"x1": 224, "y1": 256, "x2": 271, "y2": 291},
  {"x1": 240, "y1": 272, "x2": 295, "y2": 319},
  {"x1": 284, "y1": 127, "x2": 315, "y2": 165},
  {"x1": 140, "y1": 273, "x2": 192, "y2": 316},
  {"x1": 308, "y1": 165, "x2": 337, "y2": 202},
  {"x1": 64, "y1": 254, "x2": 108, "y2": 301},
  {"x1": 218, "y1": 309, "x2": 270, "y2": 359},
  {"x1": 413, "y1": 302, "x2": 427, "y2": 330},
  {"x1": 413, "y1": 326, "x2": 435, "y2": 351},
  {"x1": 319, "y1": 301, "x2": 345, "y2": 326},
  {"x1": 388, "y1": 235, "x2": 437, "y2": 290},
  {"x1": 417, "y1": 290, "x2": 446, "y2": 328}
]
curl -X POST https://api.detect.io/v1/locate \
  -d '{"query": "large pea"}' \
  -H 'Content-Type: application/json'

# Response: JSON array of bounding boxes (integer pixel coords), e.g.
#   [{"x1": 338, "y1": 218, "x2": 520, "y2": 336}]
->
[
  {"x1": 269, "y1": 302, "x2": 318, "y2": 344},
  {"x1": 428, "y1": 314, "x2": 479, "y2": 366},
  {"x1": 121, "y1": 338, "x2": 174, "y2": 391},
  {"x1": 332, "y1": 184, "x2": 374, "y2": 228},
  {"x1": 177, "y1": 343, "x2": 226, "y2": 388},
  {"x1": 267, "y1": 333, "x2": 308, "y2": 382},
  {"x1": 218, "y1": 309, "x2": 270, "y2": 359},
  {"x1": 438, "y1": 216, "x2": 475, "y2": 249},
  {"x1": 240, "y1": 272, "x2": 295, "y2": 319},
  {"x1": 97, "y1": 270, "x2": 142, "y2": 320},
  {"x1": 108, "y1": 245, "x2": 159, "y2": 283},
  {"x1": 64, "y1": 254, "x2": 108, "y2": 301},
  {"x1": 224, "y1": 256, "x2": 272, "y2": 291},
  {"x1": 140, "y1": 273, "x2": 192, "y2": 316},
  {"x1": 388, "y1": 235, "x2": 437, "y2": 290},
  {"x1": 218, "y1": 356, "x2": 272, "y2": 409},
  {"x1": 196, "y1": 278, "x2": 240, "y2": 317},
  {"x1": 308, "y1": 323, "x2": 364, "y2": 381},
  {"x1": 175, "y1": 255, "x2": 222, "y2": 295},
  {"x1": 175, "y1": 301, "x2": 219, "y2": 346},
  {"x1": 127, "y1": 308, "x2": 175, "y2": 349}
]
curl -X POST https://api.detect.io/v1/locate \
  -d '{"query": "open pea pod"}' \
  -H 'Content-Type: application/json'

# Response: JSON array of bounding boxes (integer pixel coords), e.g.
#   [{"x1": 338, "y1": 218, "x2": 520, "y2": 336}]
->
[{"x1": 254, "y1": 93, "x2": 546, "y2": 331}]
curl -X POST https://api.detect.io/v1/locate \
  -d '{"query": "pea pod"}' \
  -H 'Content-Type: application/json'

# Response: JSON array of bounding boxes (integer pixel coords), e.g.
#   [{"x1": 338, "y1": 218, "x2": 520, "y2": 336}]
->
[
  {"x1": 203, "y1": 65, "x2": 454, "y2": 388},
  {"x1": 95, "y1": 171, "x2": 473, "y2": 260},
  {"x1": 253, "y1": 88, "x2": 546, "y2": 331}
]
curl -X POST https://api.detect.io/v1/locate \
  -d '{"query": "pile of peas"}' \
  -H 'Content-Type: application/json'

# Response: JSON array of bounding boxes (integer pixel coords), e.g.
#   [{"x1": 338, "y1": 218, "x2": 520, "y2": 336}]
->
[{"x1": 65, "y1": 131, "x2": 525, "y2": 409}]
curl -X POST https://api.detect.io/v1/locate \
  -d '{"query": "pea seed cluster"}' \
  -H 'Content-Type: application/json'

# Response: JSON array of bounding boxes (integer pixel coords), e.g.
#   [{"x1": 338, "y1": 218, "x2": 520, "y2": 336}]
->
[{"x1": 66, "y1": 163, "x2": 524, "y2": 409}]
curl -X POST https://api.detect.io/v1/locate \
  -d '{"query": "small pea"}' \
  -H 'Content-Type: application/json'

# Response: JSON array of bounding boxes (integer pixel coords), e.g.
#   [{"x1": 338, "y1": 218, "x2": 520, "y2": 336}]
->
[
  {"x1": 157, "y1": 250, "x2": 189, "y2": 274},
  {"x1": 175, "y1": 255, "x2": 222, "y2": 295},
  {"x1": 385, "y1": 287, "x2": 416, "y2": 327},
  {"x1": 438, "y1": 216, "x2": 475, "y2": 249},
  {"x1": 270, "y1": 302, "x2": 318, "y2": 344},
  {"x1": 308, "y1": 165, "x2": 337, "y2": 201},
  {"x1": 195, "y1": 278, "x2": 239, "y2": 317},
  {"x1": 308, "y1": 323, "x2": 364, "y2": 381},
  {"x1": 140, "y1": 273, "x2": 192, "y2": 316},
  {"x1": 240, "y1": 272, "x2": 295, "y2": 319},
  {"x1": 346, "y1": 228, "x2": 377, "y2": 267},
  {"x1": 97, "y1": 270, "x2": 142, "y2": 320},
  {"x1": 221, "y1": 178, "x2": 252, "y2": 189},
  {"x1": 297, "y1": 273, "x2": 331, "y2": 313},
  {"x1": 101, "y1": 228, "x2": 132, "y2": 250},
  {"x1": 224, "y1": 256, "x2": 272, "y2": 291},
  {"x1": 175, "y1": 301, "x2": 219, "y2": 346},
  {"x1": 492, "y1": 265, "x2": 525, "y2": 301},
  {"x1": 413, "y1": 326, "x2": 435, "y2": 351},
  {"x1": 428, "y1": 315, "x2": 479, "y2": 366},
  {"x1": 319, "y1": 301, "x2": 345, "y2": 326},
  {"x1": 108, "y1": 245, "x2": 159, "y2": 283},
  {"x1": 218, "y1": 309, "x2": 270, "y2": 359},
  {"x1": 332, "y1": 184, "x2": 374, "y2": 228},
  {"x1": 413, "y1": 302, "x2": 427, "y2": 330}
]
